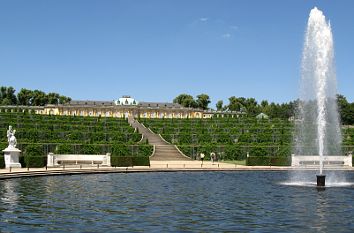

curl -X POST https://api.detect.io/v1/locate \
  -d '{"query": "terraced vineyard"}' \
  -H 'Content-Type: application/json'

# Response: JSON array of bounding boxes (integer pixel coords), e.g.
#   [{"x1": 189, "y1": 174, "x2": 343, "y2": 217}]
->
[
  {"x1": 141, "y1": 118, "x2": 354, "y2": 162},
  {"x1": 0, "y1": 112, "x2": 153, "y2": 167}
]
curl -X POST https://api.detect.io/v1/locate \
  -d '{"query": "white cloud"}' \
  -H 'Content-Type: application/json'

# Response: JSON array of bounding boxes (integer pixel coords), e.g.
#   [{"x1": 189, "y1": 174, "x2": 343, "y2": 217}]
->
[
  {"x1": 199, "y1": 17, "x2": 208, "y2": 22},
  {"x1": 222, "y1": 33, "x2": 231, "y2": 38},
  {"x1": 230, "y1": 25, "x2": 239, "y2": 30}
]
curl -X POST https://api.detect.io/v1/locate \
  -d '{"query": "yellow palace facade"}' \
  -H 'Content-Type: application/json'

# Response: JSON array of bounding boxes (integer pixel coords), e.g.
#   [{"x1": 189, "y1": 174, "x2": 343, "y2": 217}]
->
[{"x1": 0, "y1": 96, "x2": 242, "y2": 119}]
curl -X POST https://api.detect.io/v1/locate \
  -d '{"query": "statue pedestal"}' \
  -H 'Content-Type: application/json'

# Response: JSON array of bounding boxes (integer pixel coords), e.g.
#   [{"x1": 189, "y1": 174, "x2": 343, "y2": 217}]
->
[{"x1": 2, "y1": 147, "x2": 22, "y2": 168}]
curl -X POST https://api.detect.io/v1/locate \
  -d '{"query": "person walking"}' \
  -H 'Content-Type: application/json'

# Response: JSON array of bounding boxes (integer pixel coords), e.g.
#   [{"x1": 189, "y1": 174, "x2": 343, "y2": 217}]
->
[{"x1": 200, "y1": 153, "x2": 205, "y2": 165}]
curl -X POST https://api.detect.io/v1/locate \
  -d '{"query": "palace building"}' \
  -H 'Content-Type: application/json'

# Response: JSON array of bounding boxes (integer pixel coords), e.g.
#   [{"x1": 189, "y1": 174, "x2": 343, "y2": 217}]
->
[{"x1": 0, "y1": 96, "x2": 243, "y2": 119}]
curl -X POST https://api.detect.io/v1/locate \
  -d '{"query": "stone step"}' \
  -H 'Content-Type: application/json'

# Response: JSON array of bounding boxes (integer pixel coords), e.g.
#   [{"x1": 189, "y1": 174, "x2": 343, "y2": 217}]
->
[{"x1": 128, "y1": 118, "x2": 191, "y2": 161}]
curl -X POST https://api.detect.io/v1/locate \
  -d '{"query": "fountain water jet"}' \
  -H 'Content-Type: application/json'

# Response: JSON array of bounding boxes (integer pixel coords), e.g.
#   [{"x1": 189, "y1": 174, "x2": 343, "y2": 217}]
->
[{"x1": 294, "y1": 7, "x2": 342, "y2": 186}]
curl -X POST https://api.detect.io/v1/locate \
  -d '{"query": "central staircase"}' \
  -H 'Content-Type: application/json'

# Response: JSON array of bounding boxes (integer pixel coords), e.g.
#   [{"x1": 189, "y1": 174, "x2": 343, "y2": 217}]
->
[{"x1": 129, "y1": 117, "x2": 191, "y2": 161}]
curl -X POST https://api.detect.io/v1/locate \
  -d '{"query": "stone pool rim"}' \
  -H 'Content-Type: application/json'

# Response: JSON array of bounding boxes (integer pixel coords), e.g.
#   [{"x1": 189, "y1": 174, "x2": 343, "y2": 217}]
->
[{"x1": 1, "y1": 165, "x2": 353, "y2": 180}]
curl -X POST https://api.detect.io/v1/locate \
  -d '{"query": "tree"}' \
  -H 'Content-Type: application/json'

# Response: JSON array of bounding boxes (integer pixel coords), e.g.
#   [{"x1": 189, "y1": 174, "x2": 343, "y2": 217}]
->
[
  {"x1": 173, "y1": 94, "x2": 197, "y2": 108},
  {"x1": 59, "y1": 96, "x2": 71, "y2": 104},
  {"x1": 216, "y1": 100, "x2": 223, "y2": 111},
  {"x1": 228, "y1": 96, "x2": 245, "y2": 112},
  {"x1": 196, "y1": 94, "x2": 211, "y2": 110},
  {"x1": 244, "y1": 98, "x2": 259, "y2": 116},
  {"x1": 47, "y1": 92, "x2": 61, "y2": 104},
  {"x1": 31, "y1": 90, "x2": 48, "y2": 106},
  {"x1": 0, "y1": 86, "x2": 17, "y2": 105},
  {"x1": 337, "y1": 94, "x2": 354, "y2": 125},
  {"x1": 260, "y1": 100, "x2": 269, "y2": 108},
  {"x1": 18, "y1": 88, "x2": 33, "y2": 105}
]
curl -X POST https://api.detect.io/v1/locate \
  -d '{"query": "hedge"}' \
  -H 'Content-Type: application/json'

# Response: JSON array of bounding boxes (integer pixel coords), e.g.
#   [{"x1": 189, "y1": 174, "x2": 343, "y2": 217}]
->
[
  {"x1": 24, "y1": 144, "x2": 46, "y2": 168},
  {"x1": 0, "y1": 156, "x2": 5, "y2": 169},
  {"x1": 55, "y1": 144, "x2": 74, "y2": 154},
  {"x1": 178, "y1": 145, "x2": 291, "y2": 160},
  {"x1": 246, "y1": 156, "x2": 291, "y2": 166},
  {"x1": 111, "y1": 156, "x2": 150, "y2": 167}
]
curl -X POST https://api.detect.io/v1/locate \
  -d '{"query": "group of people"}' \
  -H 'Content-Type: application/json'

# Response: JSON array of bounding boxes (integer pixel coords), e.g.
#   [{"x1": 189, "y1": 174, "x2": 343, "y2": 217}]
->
[{"x1": 199, "y1": 152, "x2": 219, "y2": 164}]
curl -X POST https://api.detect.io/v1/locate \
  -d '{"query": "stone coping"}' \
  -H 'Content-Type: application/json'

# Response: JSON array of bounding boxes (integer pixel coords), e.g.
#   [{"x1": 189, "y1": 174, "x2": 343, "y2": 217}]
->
[{"x1": 0, "y1": 161, "x2": 353, "y2": 180}]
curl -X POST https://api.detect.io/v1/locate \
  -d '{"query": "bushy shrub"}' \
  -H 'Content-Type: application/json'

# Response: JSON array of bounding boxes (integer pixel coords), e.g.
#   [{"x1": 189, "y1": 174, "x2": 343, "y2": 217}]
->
[
  {"x1": 249, "y1": 146, "x2": 269, "y2": 157},
  {"x1": 80, "y1": 144, "x2": 101, "y2": 154},
  {"x1": 24, "y1": 144, "x2": 46, "y2": 168},
  {"x1": 277, "y1": 146, "x2": 291, "y2": 157},
  {"x1": 132, "y1": 157, "x2": 150, "y2": 166},
  {"x1": 55, "y1": 144, "x2": 74, "y2": 154},
  {"x1": 111, "y1": 157, "x2": 136, "y2": 167},
  {"x1": 137, "y1": 145, "x2": 153, "y2": 157},
  {"x1": 224, "y1": 145, "x2": 244, "y2": 160},
  {"x1": 112, "y1": 144, "x2": 130, "y2": 156},
  {"x1": 177, "y1": 145, "x2": 194, "y2": 159},
  {"x1": 246, "y1": 156, "x2": 291, "y2": 166},
  {"x1": 111, "y1": 156, "x2": 130, "y2": 167},
  {"x1": 0, "y1": 156, "x2": 5, "y2": 169},
  {"x1": 0, "y1": 142, "x2": 7, "y2": 150}
]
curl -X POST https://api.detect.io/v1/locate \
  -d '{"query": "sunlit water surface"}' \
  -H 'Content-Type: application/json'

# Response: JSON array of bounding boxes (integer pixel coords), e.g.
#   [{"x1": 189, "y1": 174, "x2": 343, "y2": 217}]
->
[{"x1": 1, "y1": 171, "x2": 354, "y2": 232}]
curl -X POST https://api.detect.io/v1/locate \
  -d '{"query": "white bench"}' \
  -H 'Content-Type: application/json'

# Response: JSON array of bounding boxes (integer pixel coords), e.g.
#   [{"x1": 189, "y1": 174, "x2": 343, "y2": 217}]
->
[
  {"x1": 47, "y1": 153, "x2": 111, "y2": 167},
  {"x1": 291, "y1": 154, "x2": 352, "y2": 167}
]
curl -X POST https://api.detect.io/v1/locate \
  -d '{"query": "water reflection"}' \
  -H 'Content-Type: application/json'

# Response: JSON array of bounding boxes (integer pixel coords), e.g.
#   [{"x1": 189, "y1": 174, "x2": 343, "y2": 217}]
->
[{"x1": 0, "y1": 171, "x2": 353, "y2": 232}]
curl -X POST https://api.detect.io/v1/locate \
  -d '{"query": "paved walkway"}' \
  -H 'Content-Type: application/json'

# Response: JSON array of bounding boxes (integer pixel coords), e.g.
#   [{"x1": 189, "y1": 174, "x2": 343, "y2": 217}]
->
[{"x1": 129, "y1": 117, "x2": 191, "y2": 161}]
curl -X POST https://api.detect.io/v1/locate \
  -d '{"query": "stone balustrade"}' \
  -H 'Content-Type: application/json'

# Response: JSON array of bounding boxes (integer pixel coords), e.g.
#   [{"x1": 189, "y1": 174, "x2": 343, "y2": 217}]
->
[
  {"x1": 291, "y1": 154, "x2": 352, "y2": 167},
  {"x1": 47, "y1": 153, "x2": 111, "y2": 167}
]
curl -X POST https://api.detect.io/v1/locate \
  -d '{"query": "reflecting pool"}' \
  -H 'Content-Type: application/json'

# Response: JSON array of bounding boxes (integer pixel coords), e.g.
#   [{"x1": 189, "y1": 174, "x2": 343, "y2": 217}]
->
[{"x1": 1, "y1": 171, "x2": 354, "y2": 232}]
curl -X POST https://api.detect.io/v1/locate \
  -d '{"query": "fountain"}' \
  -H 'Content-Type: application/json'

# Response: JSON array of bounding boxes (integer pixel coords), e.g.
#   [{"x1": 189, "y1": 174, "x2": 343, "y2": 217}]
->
[{"x1": 294, "y1": 7, "x2": 342, "y2": 187}]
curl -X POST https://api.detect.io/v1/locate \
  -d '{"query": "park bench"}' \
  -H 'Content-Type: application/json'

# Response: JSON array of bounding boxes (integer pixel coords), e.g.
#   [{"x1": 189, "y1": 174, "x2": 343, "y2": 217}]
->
[
  {"x1": 291, "y1": 154, "x2": 352, "y2": 167},
  {"x1": 47, "y1": 153, "x2": 111, "y2": 167}
]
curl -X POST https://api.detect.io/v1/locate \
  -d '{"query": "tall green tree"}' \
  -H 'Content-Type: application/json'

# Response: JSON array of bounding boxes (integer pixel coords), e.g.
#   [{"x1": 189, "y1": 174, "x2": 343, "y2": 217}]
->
[
  {"x1": 228, "y1": 96, "x2": 245, "y2": 112},
  {"x1": 337, "y1": 94, "x2": 354, "y2": 125},
  {"x1": 173, "y1": 94, "x2": 197, "y2": 108},
  {"x1": 18, "y1": 88, "x2": 33, "y2": 105},
  {"x1": 31, "y1": 90, "x2": 48, "y2": 106},
  {"x1": 216, "y1": 100, "x2": 223, "y2": 111},
  {"x1": 196, "y1": 94, "x2": 211, "y2": 110},
  {"x1": 47, "y1": 92, "x2": 61, "y2": 104},
  {"x1": 58, "y1": 95, "x2": 71, "y2": 104},
  {"x1": 0, "y1": 86, "x2": 17, "y2": 105}
]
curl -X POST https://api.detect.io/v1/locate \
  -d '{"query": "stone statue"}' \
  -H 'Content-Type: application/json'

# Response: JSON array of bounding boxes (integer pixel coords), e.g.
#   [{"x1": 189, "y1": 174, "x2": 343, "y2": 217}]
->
[{"x1": 6, "y1": 125, "x2": 17, "y2": 148}]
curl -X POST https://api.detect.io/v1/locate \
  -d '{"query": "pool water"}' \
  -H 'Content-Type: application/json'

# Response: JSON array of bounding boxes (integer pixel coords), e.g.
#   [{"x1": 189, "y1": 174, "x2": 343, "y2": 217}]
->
[{"x1": 0, "y1": 171, "x2": 353, "y2": 232}]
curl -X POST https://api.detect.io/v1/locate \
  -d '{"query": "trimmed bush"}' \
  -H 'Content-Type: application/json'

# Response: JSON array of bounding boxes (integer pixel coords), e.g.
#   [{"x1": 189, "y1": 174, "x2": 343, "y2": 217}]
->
[
  {"x1": 0, "y1": 142, "x2": 7, "y2": 150},
  {"x1": 0, "y1": 155, "x2": 5, "y2": 169},
  {"x1": 111, "y1": 156, "x2": 132, "y2": 167},
  {"x1": 246, "y1": 156, "x2": 291, "y2": 166},
  {"x1": 224, "y1": 145, "x2": 244, "y2": 160},
  {"x1": 137, "y1": 145, "x2": 153, "y2": 157},
  {"x1": 24, "y1": 144, "x2": 46, "y2": 168},
  {"x1": 112, "y1": 144, "x2": 129, "y2": 156},
  {"x1": 132, "y1": 157, "x2": 150, "y2": 166},
  {"x1": 56, "y1": 144, "x2": 74, "y2": 154},
  {"x1": 80, "y1": 144, "x2": 101, "y2": 154},
  {"x1": 111, "y1": 156, "x2": 150, "y2": 167},
  {"x1": 249, "y1": 146, "x2": 269, "y2": 157}
]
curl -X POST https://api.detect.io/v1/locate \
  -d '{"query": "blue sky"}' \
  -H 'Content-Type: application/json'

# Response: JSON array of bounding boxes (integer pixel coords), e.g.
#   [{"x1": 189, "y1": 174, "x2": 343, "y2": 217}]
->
[{"x1": 1, "y1": 0, "x2": 353, "y2": 107}]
